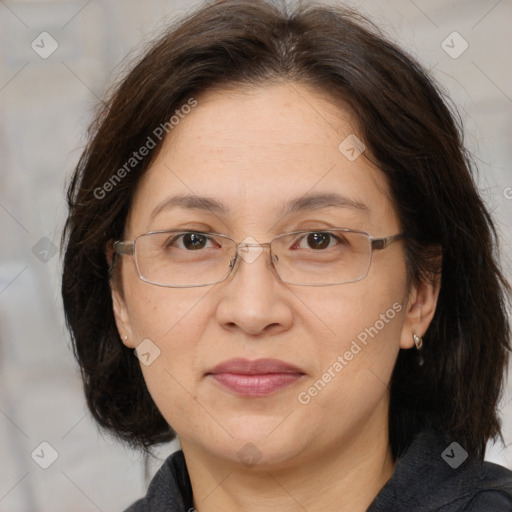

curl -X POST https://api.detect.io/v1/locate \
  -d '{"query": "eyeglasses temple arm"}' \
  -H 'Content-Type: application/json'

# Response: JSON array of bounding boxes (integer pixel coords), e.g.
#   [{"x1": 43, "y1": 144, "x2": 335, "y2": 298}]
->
[
  {"x1": 371, "y1": 233, "x2": 407, "y2": 250},
  {"x1": 113, "y1": 241, "x2": 134, "y2": 255}
]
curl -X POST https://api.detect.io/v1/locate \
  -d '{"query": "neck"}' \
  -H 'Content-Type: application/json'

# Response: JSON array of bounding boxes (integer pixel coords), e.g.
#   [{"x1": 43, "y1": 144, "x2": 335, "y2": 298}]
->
[{"x1": 180, "y1": 400, "x2": 394, "y2": 512}]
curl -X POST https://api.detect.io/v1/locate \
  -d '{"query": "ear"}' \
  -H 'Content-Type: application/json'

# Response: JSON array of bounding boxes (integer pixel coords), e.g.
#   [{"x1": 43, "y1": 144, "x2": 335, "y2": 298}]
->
[
  {"x1": 399, "y1": 268, "x2": 441, "y2": 350},
  {"x1": 110, "y1": 256, "x2": 137, "y2": 349}
]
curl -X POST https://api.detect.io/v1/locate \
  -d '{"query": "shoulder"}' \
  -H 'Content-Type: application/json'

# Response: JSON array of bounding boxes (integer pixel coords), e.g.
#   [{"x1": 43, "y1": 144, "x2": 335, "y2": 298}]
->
[
  {"x1": 368, "y1": 427, "x2": 512, "y2": 512},
  {"x1": 460, "y1": 459, "x2": 512, "y2": 511},
  {"x1": 123, "y1": 497, "x2": 147, "y2": 512},
  {"x1": 465, "y1": 488, "x2": 512, "y2": 512}
]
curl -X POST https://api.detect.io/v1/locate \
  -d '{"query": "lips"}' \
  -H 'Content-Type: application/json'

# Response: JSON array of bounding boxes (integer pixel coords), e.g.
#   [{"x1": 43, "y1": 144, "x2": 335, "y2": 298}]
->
[
  {"x1": 206, "y1": 358, "x2": 305, "y2": 397},
  {"x1": 207, "y1": 358, "x2": 304, "y2": 375}
]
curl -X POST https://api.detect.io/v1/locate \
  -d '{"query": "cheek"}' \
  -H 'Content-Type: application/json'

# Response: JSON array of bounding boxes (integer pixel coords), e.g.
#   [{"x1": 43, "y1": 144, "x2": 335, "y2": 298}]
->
[
  {"x1": 300, "y1": 264, "x2": 406, "y2": 353},
  {"x1": 294, "y1": 295, "x2": 404, "y2": 445},
  {"x1": 296, "y1": 262, "x2": 406, "y2": 411},
  {"x1": 304, "y1": 290, "x2": 404, "y2": 386},
  {"x1": 122, "y1": 266, "x2": 211, "y2": 389},
  {"x1": 122, "y1": 253, "x2": 210, "y2": 341}
]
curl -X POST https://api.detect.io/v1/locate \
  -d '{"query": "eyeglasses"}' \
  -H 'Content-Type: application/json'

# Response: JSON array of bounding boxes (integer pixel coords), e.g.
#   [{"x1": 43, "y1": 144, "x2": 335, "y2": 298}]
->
[{"x1": 113, "y1": 228, "x2": 406, "y2": 288}]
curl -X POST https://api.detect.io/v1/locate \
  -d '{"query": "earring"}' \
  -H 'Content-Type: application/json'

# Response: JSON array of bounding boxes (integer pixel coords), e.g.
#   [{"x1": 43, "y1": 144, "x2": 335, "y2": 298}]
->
[
  {"x1": 123, "y1": 335, "x2": 128, "y2": 342},
  {"x1": 413, "y1": 333, "x2": 424, "y2": 366}
]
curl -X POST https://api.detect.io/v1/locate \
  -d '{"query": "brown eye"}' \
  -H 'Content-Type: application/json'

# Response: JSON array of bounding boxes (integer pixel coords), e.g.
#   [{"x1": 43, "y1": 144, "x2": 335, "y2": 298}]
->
[
  {"x1": 165, "y1": 232, "x2": 213, "y2": 251},
  {"x1": 306, "y1": 232, "x2": 330, "y2": 250},
  {"x1": 180, "y1": 232, "x2": 209, "y2": 250},
  {"x1": 293, "y1": 232, "x2": 342, "y2": 250}
]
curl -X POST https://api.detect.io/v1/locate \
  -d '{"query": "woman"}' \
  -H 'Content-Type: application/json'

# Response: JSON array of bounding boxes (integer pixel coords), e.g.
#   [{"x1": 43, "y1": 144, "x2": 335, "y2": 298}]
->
[{"x1": 61, "y1": 0, "x2": 512, "y2": 510}]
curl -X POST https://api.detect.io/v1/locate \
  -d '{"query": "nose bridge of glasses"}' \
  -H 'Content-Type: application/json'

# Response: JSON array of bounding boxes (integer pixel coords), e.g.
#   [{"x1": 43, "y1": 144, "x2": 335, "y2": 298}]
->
[
  {"x1": 234, "y1": 236, "x2": 273, "y2": 254},
  {"x1": 229, "y1": 239, "x2": 280, "y2": 278},
  {"x1": 237, "y1": 242, "x2": 271, "y2": 253}
]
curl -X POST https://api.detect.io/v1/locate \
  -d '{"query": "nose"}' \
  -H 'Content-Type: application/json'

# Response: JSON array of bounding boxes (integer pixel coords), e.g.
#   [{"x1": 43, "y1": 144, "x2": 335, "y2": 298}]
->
[{"x1": 214, "y1": 242, "x2": 293, "y2": 336}]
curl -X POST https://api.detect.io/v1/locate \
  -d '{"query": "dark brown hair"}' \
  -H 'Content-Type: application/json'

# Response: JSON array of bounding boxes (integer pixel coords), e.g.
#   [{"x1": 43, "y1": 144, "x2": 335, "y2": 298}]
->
[{"x1": 61, "y1": 0, "x2": 511, "y2": 458}]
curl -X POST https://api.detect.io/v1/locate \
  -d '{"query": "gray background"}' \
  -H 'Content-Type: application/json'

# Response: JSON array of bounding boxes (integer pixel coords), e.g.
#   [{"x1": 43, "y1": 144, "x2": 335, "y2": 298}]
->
[{"x1": 0, "y1": 0, "x2": 511, "y2": 510}]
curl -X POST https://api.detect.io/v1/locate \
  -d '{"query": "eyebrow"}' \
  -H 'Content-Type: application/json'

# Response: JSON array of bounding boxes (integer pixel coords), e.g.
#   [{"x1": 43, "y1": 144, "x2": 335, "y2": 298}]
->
[{"x1": 150, "y1": 192, "x2": 369, "y2": 220}]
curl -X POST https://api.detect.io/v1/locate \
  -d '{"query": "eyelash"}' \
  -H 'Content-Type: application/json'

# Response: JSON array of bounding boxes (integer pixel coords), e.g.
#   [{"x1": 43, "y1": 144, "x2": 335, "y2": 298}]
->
[{"x1": 165, "y1": 230, "x2": 345, "y2": 250}]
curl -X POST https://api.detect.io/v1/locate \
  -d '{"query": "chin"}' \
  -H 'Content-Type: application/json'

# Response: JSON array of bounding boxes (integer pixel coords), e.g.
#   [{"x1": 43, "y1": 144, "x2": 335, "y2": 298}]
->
[{"x1": 202, "y1": 420, "x2": 311, "y2": 470}]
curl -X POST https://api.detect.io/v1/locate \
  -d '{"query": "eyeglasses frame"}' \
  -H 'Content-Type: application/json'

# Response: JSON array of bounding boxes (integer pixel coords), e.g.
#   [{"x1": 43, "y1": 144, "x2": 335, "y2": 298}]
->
[{"x1": 112, "y1": 228, "x2": 407, "y2": 288}]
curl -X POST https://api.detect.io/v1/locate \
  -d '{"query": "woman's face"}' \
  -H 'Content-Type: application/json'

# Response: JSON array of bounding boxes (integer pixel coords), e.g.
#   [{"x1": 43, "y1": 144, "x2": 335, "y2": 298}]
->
[{"x1": 112, "y1": 82, "x2": 436, "y2": 468}]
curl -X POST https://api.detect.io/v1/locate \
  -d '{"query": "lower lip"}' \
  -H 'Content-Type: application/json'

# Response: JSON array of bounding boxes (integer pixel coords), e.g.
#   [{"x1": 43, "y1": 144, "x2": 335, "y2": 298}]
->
[{"x1": 208, "y1": 372, "x2": 304, "y2": 396}]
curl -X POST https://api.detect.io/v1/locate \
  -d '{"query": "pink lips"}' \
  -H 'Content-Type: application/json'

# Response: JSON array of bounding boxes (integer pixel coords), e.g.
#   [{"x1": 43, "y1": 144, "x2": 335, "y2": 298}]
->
[{"x1": 206, "y1": 358, "x2": 305, "y2": 397}]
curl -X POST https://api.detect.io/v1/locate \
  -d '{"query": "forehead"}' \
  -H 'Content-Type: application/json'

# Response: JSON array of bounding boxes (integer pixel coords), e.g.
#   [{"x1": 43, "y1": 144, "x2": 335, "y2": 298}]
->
[{"x1": 127, "y1": 82, "x2": 399, "y2": 235}]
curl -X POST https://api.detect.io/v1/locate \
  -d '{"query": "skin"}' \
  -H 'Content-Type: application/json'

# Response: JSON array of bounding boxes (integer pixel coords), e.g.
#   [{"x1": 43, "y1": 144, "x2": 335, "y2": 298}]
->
[{"x1": 111, "y1": 81, "x2": 440, "y2": 512}]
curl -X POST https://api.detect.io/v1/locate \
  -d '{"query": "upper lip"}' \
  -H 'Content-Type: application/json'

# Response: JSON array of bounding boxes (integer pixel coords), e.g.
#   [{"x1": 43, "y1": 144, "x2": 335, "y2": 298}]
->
[{"x1": 206, "y1": 358, "x2": 305, "y2": 375}]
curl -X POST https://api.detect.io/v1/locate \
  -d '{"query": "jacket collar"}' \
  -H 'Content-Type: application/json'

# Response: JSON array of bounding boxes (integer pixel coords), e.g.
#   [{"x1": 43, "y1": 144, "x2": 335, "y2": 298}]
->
[{"x1": 137, "y1": 427, "x2": 512, "y2": 511}]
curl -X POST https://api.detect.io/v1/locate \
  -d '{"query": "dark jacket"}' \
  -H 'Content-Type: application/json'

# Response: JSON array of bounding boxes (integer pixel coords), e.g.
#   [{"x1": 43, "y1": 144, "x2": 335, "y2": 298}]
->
[{"x1": 124, "y1": 427, "x2": 512, "y2": 511}]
